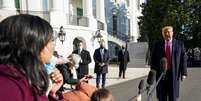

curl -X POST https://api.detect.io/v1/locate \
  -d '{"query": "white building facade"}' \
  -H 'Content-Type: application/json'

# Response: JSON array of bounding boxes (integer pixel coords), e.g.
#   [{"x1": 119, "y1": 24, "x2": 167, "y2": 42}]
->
[
  {"x1": 0, "y1": 0, "x2": 108, "y2": 68},
  {"x1": 105, "y1": 0, "x2": 145, "y2": 43},
  {"x1": 104, "y1": 0, "x2": 145, "y2": 63}
]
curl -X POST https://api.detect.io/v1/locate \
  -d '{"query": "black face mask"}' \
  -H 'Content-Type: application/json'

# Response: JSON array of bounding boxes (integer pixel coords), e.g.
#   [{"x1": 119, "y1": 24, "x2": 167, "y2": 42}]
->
[{"x1": 100, "y1": 46, "x2": 104, "y2": 49}]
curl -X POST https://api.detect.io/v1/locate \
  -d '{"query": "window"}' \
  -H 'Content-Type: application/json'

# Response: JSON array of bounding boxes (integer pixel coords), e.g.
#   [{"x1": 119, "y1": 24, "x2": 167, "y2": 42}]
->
[
  {"x1": 77, "y1": 8, "x2": 83, "y2": 16},
  {"x1": 113, "y1": 15, "x2": 117, "y2": 35}
]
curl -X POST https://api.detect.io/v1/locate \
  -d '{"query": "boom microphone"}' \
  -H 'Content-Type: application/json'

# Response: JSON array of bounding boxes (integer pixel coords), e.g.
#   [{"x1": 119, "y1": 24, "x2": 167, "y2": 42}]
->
[
  {"x1": 160, "y1": 57, "x2": 167, "y2": 73},
  {"x1": 128, "y1": 71, "x2": 156, "y2": 101},
  {"x1": 147, "y1": 70, "x2": 156, "y2": 86},
  {"x1": 128, "y1": 79, "x2": 145, "y2": 101},
  {"x1": 146, "y1": 70, "x2": 156, "y2": 94},
  {"x1": 146, "y1": 58, "x2": 167, "y2": 101},
  {"x1": 138, "y1": 80, "x2": 144, "y2": 94},
  {"x1": 160, "y1": 57, "x2": 167, "y2": 80}
]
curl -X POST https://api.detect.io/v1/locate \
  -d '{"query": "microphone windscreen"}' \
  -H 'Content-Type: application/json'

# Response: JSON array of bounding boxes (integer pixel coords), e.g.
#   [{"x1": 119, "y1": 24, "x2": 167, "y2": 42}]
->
[
  {"x1": 138, "y1": 79, "x2": 144, "y2": 91},
  {"x1": 147, "y1": 70, "x2": 156, "y2": 85},
  {"x1": 160, "y1": 57, "x2": 167, "y2": 73}
]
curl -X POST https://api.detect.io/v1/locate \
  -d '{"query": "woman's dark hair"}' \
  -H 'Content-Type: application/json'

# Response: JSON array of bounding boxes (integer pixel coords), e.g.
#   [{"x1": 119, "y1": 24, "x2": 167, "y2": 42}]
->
[
  {"x1": 91, "y1": 88, "x2": 115, "y2": 101},
  {"x1": 0, "y1": 14, "x2": 53, "y2": 95}
]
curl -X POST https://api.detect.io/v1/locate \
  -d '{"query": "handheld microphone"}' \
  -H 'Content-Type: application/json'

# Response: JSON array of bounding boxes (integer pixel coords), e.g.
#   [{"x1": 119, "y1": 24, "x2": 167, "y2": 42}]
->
[
  {"x1": 147, "y1": 70, "x2": 156, "y2": 85},
  {"x1": 138, "y1": 80, "x2": 144, "y2": 94},
  {"x1": 146, "y1": 70, "x2": 156, "y2": 94},
  {"x1": 146, "y1": 57, "x2": 167, "y2": 101},
  {"x1": 160, "y1": 57, "x2": 167, "y2": 80},
  {"x1": 128, "y1": 79, "x2": 145, "y2": 101},
  {"x1": 160, "y1": 57, "x2": 167, "y2": 73},
  {"x1": 128, "y1": 70, "x2": 156, "y2": 101}
]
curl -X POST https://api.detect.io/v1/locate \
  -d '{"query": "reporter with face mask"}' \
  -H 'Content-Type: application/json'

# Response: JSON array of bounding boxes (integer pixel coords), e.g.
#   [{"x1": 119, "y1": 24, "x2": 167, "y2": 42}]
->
[{"x1": 0, "y1": 14, "x2": 63, "y2": 101}]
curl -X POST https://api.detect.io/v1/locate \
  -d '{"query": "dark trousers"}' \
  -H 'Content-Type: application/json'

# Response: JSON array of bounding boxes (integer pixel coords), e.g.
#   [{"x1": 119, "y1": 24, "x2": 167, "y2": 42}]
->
[
  {"x1": 158, "y1": 70, "x2": 176, "y2": 101},
  {"x1": 96, "y1": 73, "x2": 106, "y2": 88},
  {"x1": 119, "y1": 64, "x2": 127, "y2": 78},
  {"x1": 119, "y1": 68, "x2": 126, "y2": 78}
]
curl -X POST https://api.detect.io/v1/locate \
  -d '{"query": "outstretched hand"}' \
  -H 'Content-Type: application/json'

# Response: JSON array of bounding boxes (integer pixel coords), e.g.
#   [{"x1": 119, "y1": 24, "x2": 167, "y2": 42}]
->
[
  {"x1": 49, "y1": 68, "x2": 63, "y2": 97},
  {"x1": 80, "y1": 75, "x2": 93, "y2": 82}
]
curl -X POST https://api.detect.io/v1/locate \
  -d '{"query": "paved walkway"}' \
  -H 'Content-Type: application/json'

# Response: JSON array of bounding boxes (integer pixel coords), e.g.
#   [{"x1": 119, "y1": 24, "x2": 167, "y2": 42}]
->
[{"x1": 88, "y1": 65, "x2": 150, "y2": 87}]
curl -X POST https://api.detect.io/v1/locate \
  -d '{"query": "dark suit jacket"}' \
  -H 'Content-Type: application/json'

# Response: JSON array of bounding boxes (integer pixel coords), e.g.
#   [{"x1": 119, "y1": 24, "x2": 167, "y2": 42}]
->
[
  {"x1": 93, "y1": 48, "x2": 109, "y2": 73},
  {"x1": 118, "y1": 50, "x2": 130, "y2": 69},
  {"x1": 72, "y1": 49, "x2": 92, "y2": 75},
  {"x1": 56, "y1": 64, "x2": 80, "y2": 85},
  {"x1": 150, "y1": 39, "x2": 187, "y2": 100}
]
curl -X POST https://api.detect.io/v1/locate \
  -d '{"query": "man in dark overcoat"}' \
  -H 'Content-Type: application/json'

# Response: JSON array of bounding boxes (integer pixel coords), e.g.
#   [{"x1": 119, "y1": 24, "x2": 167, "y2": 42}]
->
[
  {"x1": 73, "y1": 40, "x2": 92, "y2": 79},
  {"x1": 150, "y1": 26, "x2": 187, "y2": 101},
  {"x1": 93, "y1": 40, "x2": 109, "y2": 88},
  {"x1": 118, "y1": 45, "x2": 130, "y2": 79}
]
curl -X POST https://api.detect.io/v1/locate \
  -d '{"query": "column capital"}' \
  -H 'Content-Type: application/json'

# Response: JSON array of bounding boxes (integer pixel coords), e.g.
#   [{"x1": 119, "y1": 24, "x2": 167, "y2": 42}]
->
[
  {"x1": 83, "y1": 0, "x2": 93, "y2": 18},
  {"x1": 50, "y1": 0, "x2": 66, "y2": 27},
  {"x1": 83, "y1": 0, "x2": 96, "y2": 28}
]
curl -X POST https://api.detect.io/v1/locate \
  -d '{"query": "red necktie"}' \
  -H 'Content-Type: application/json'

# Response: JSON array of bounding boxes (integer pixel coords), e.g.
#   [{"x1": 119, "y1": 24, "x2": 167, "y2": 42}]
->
[{"x1": 166, "y1": 41, "x2": 171, "y2": 70}]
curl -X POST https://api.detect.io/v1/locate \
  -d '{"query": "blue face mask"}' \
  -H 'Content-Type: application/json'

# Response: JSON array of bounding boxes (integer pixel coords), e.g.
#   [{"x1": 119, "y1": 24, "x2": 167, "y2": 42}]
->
[{"x1": 44, "y1": 56, "x2": 57, "y2": 75}]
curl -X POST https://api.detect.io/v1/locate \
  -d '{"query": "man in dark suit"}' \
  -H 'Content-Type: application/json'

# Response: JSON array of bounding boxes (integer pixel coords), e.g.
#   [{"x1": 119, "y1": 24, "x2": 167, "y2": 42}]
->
[
  {"x1": 118, "y1": 45, "x2": 130, "y2": 79},
  {"x1": 73, "y1": 40, "x2": 92, "y2": 79},
  {"x1": 93, "y1": 40, "x2": 109, "y2": 88},
  {"x1": 150, "y1": 26, "x2": 187, "y2": 101}
]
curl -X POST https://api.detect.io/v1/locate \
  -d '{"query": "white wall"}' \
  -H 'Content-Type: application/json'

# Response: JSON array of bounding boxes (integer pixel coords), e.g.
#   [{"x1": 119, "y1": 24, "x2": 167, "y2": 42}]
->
[{"x1": 54, "y1": 26, "x2": 108, "y2": 68}]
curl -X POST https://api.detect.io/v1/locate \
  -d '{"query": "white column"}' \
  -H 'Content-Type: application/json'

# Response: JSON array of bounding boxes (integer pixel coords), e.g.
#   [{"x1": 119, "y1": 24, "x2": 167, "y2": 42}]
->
[
  {"x1": 64, "y1": 0, "x2": 69, "y2": 14},
  {"x1": 51, "y1": 0, "x2": 64, "y2": 11},
  {"x1": 83, "y1": 0, "x2": 96, "y2": 28},
  {"x1": 63, "y1": 0, "x2": 69, "y2": 25},
  {"x1": 50, "y1": 0, "x2": 66, "y2": 27},
  {"x1": 129, "y1": 0, "x2": 138, "y2": 42},
  {"x1": 83, "y1": 0, "x2": 93, "y2": 18},
  {"x1": 96, "y1": 0, "x2": 106, "y2": 31},
  {"x1": 20, "y1": 0, "x2": 28, "y2": 11},
  {"x1": 96, "y1": 0, "x2": 105, "y2": 23},
  {"x1": 95, "y1": 0, "x2": 108, "y2": 45},
  {"x1": 1, "y1": 0, "x2": 16, "y2": 10},
  {"x1": 27, "y1": 0, "x2": 43, "y2": 11}
]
